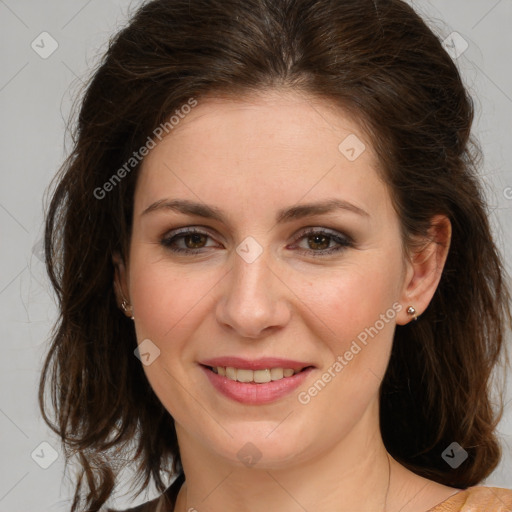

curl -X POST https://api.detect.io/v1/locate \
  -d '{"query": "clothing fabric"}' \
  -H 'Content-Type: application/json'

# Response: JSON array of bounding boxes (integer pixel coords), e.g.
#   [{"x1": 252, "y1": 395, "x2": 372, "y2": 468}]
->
[
  {"x1": 428, "y1": 486, "x2": 512, "y2": 511},
  {"x1": 108, "y1": 472, "x2": 183, "y2": 512},
  {"x1": 113, "y1": 476, "x2": 512, "y2": 512}
]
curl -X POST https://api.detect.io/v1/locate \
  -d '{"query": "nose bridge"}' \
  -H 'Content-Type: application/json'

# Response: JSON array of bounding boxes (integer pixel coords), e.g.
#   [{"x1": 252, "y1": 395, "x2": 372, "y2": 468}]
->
[{"x1": 216, "y1": 242, "x2": 290, "y2": 338}]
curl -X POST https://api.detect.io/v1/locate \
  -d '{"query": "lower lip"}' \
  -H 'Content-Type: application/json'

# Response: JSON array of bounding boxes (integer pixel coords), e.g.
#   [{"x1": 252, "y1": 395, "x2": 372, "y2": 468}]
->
[{"x1": 200, "y1": 365, "x2": 314, "y2": 404}]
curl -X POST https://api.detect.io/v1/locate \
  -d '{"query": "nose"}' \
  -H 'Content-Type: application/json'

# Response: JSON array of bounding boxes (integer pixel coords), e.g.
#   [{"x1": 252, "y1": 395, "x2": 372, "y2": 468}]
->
[{"x1": 215, "y1": 248, "x2": 292, "y2": 339}]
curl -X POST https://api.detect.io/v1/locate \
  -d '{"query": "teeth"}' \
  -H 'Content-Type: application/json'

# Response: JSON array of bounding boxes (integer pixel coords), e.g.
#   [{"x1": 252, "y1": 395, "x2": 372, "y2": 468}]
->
[
  {"x1": 270, "y1": 368, "x2": 284, "y2": 380},
  {"x1": 211, "y1": 366, "x2": 303, "y2": 383}
]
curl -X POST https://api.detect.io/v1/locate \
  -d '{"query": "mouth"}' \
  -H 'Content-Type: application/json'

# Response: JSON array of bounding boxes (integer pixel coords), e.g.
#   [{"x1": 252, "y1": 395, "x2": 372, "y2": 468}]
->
[
  {"x1": 201, "y1": 364, "x2": 315, "y2": 384},
  {"x1": 199, "y1": 362, "x2": 316, "y2": 404}
]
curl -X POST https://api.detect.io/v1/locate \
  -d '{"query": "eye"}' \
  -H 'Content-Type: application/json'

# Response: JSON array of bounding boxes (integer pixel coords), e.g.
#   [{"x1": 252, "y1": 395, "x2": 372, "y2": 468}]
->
[
  {"x1": 160, "y1": 227, "x2": 217, "y2": 254},
  {"x1": 290, "y1": 228, "x2": 353, "y2": 257},
  {"x1": 160, "y1": 226, "x2": 353, "y2": 257}
]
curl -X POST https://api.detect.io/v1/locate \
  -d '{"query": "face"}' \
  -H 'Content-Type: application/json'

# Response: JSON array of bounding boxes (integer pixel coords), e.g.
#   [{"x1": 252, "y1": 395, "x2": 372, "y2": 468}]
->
[{"x1": 118, "y1": 90, "x2": 415, "y2": 469}]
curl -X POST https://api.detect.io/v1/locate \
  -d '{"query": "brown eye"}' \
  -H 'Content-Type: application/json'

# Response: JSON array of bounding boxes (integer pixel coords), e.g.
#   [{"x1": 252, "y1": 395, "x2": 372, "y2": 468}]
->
[
  {"x1": 292, "y1": 228, "x2": 353, "y2": 257},
  {"x1": 161, "y1": 228, "x2": 217, "y2": 254},
  {"x1": 307, "y1": 233, "x2": 331, "y2": 251},
  {"x1": 183, "y1": 233, "x2": 208, "y2": 249}
]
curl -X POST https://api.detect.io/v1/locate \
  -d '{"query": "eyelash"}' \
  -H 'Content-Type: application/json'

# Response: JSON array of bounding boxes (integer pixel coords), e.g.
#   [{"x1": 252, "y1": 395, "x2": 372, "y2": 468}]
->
[{"x1": 160, "y1": 227, "x2": 353, "y2": 257}]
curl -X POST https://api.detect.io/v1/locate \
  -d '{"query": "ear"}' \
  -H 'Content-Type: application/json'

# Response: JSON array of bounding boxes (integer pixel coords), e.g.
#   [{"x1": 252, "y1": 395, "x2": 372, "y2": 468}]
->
[
  {"x1": 112, "y1": 250, "x2": 131, "y2": 316},
  {"x1": 396, "y1": 215, "x2": 451, "y2": 325}
]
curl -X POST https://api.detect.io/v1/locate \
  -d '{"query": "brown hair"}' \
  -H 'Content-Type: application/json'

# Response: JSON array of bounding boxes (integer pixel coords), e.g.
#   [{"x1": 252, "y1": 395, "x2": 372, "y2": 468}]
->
[{"x1": 39, "y1": 0, "x2": 511, "y2": 510}]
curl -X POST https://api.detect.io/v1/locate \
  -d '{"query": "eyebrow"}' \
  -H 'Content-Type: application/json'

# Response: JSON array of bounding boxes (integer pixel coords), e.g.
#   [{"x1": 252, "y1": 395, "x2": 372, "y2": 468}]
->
[{"x1": 141, "y1": 198, "x2": 369, "y2": 223}]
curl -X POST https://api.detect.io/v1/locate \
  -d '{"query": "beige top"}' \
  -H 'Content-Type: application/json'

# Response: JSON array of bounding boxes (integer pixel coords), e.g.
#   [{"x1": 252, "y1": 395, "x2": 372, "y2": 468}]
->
[{"x1": 427, "y1": 486, "x2": 512, "y2": 511}]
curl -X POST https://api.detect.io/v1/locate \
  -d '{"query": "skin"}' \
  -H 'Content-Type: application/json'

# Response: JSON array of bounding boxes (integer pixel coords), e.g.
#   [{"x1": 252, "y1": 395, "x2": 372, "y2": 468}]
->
[{"x1": 114, "y1": 89, "x2": 457, "y2": 512}]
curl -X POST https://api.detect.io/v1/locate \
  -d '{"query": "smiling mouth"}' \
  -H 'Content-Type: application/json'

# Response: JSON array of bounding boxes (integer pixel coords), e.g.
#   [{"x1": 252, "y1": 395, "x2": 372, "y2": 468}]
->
[{"x1": 203, "y1": 365, "x2": 314, "y2": 384}]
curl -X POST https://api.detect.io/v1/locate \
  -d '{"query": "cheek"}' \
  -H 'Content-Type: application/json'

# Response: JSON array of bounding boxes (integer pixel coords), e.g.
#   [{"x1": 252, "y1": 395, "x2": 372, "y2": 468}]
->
[
  {"x1": 297, "y1": 261, "x2": 401, "y2": 342},
  {"x1": 127, "y1": 255, "x2": 222, "y2": 420},
  {"x1": 292, "y1": 267, "x2": 400, "y2": 417},
  {"x1": 292, "y1": 257, "x2": 403, "y2": 404},
  {"x1": 130, "y1": 269, "x2": 217, "y2": 349}
]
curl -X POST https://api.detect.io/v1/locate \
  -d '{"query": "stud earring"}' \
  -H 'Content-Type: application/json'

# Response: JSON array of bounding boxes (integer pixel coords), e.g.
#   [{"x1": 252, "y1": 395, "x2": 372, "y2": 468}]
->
[
  {"x1": 120, "y1": 297, "x2": 134, "y2": 321},
  {"x1": 115, "y1": 279, "x2": 134, "y2": 320},
  {"x1": 407, "y1": 306, "x2": 418, "y2": 321}
]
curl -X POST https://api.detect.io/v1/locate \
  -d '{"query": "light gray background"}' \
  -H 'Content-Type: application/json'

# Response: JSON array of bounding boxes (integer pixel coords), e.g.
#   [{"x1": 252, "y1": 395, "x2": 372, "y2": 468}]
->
[{"x1": 0, "y1": 1, "x2": 511, "y2": 510}]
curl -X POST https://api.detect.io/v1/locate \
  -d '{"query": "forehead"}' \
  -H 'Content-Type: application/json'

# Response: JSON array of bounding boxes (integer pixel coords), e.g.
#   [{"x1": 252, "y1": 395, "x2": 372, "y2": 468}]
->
[
  {"x1": 134, "y1": 90, "x2": 391, "y2": 222},
  {"x1": 144, "y1": 90, "x2": 377, "y2": 163}
]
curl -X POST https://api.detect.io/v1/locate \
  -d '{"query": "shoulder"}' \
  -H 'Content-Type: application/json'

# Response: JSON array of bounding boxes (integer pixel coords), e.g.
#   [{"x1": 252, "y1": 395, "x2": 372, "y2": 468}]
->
[
  {"x1": 463, "y1": 487, "x2": 512, "y2": 511},
  {"x1": 430, "y1": 486, "x2": 512, "y2": 512}
]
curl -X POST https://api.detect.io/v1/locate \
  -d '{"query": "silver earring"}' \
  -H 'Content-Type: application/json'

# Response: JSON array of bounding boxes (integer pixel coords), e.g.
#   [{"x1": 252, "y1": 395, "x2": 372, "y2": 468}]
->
[{"x1": 407, "y1": 306, "x2": 418, "y2": 321}]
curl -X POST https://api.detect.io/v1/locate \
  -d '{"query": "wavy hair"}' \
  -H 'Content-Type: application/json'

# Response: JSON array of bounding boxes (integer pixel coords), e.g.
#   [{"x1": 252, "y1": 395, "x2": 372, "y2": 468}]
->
[{"x1": 39, "y1": 0, "x2": 511, "y2": 510}]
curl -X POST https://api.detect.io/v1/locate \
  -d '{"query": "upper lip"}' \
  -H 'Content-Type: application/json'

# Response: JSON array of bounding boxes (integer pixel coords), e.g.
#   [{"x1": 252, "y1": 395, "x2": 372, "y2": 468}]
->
[{"x1": 200, "y1": 356, "x2": 315, "y2": 372}]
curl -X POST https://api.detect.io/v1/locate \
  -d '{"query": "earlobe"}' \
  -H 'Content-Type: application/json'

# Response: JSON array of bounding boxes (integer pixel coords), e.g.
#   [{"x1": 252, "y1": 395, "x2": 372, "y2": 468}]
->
[
  {"x1": 396, "y1": 215, "x2": 452, "y2": 325},
  {"x1": 112, "y1": 251, "x2": 134, "y2": 319}
]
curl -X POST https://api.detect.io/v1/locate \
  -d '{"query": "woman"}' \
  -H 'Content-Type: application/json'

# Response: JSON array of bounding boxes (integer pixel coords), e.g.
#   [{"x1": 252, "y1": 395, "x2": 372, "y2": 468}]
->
[{"x1": 39, "y1": 0, "x2": 512, "y2": 511}]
